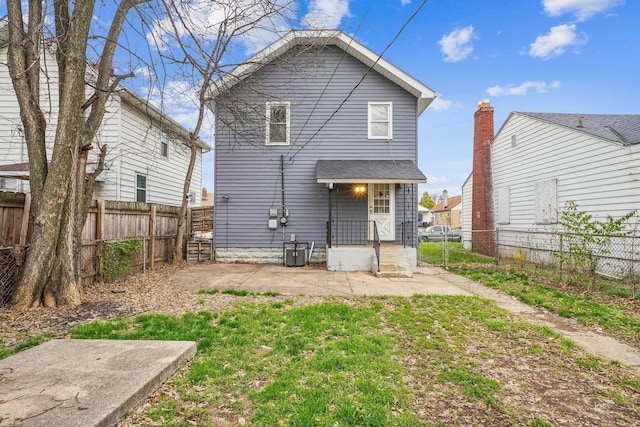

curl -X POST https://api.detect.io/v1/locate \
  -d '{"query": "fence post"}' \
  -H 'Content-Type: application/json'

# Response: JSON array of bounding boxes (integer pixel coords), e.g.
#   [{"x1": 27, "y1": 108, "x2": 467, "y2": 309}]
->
[
  {"x1": 19, "y1": 193, "x2": 30, "y2": 246},
  {"x1": 142, "y1": 236, "x2": 146, "y2": 273},
  {"x1": 559, "y1": 233, "x2": 563, "y2": 282},
  {"x1": 495, "y1": 228, "x2": 499, "y2": 266},
  {"x1": 149, "y1": 204, "x2": 156, "y2": 269},
  {"x1": 96, "y1": 199, "x2": 105, "y2": 278}
]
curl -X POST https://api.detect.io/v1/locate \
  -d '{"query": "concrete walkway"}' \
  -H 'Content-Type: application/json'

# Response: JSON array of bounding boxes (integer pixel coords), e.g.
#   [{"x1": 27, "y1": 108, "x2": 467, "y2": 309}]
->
[
  {"x1": 433, "y1": 266, "x2": 640, "y2": 375},
  {"x1": 169, "y1": 262, "x2": 472, "y2": 297}
]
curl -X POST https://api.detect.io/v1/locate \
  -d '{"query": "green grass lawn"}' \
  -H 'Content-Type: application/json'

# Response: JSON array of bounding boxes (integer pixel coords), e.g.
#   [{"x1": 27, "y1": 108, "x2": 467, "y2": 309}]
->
[
  {"x1": 71, "y1": 296, "x2": 640, "y2": 426},
  {"x1": 420, "y1": 242, "x2": 640, "y2": 348}
]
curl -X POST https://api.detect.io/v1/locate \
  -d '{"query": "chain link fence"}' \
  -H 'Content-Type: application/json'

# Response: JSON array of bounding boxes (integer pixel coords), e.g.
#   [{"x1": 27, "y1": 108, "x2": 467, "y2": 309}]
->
[
  {"x1": 0, "y1": 247, "x2": 23, "y2": 307},
  {"x1": 496, "y1": 229, "x2": 640, "y2": 284},
  {"x1": 419, "y1": 228, "x2": 639, "y2": 295}
]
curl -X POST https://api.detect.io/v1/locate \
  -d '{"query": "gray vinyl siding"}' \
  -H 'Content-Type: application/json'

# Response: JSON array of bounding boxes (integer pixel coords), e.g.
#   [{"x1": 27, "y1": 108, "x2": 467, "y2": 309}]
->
[
  {"x1": 492, "y1": 112, "x2": 640, "y2": 233},
  {"x1": 214, "y1": 45, "x2": 420, "y2": 248}
]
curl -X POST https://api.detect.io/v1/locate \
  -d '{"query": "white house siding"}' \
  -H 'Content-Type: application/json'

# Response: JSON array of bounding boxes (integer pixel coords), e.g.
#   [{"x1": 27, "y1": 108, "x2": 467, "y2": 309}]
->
[
  {"x1": 93, "y1": 94, "x2": 123, "y2": 201},
  {"x1": 115, "y1": 102, "x2": 202, "y2": 207},
  {"x1": 461, "y1": 173, "x2": 472, "y2": 249},
  {"x1": 491, "y1": 112, "x2": 640, "y2": 263},
  {"x1": 0, "y1": 43, "x2": 203, "y2": 206},
  {"x1": 0, "y1": 46, "x2": 60, "y2": 192}
]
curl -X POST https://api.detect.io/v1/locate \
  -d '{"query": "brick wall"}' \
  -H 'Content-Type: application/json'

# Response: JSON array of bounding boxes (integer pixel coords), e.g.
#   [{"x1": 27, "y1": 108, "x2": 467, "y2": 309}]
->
[{"x1": 471, "y1": 100, "x2": 495, "y2": 256}]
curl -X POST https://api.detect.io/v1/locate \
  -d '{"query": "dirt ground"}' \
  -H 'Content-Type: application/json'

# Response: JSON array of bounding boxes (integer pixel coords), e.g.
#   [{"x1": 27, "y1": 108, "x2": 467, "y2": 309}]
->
[{"x1": 1, "y1": 263, "x2": 639, "y2": 426}]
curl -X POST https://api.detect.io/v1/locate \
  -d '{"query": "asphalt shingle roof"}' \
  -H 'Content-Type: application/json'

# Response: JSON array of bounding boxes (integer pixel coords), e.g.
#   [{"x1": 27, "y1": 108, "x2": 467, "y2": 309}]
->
[
  {"x1": 432, "y1": 195, "x2": 461, "y2": 212},
  {"x1": 520, "y1": 112, "x2": 640, "y2": 145},
  {"x1": 316, "y1": 160, "x2": 426, "y2": 183}
]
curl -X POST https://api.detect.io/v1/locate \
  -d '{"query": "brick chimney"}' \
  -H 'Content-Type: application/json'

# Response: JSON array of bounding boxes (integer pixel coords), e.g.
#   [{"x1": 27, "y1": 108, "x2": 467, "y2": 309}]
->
[{"x1": 471, "y1": 100, "x2": 495, "y2": 256}]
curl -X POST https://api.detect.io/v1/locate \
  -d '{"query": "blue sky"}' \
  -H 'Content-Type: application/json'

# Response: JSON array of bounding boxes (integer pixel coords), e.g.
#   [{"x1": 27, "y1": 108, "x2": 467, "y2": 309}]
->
[
  {"x1": 3, "y1": 1, "x2": 638, "y2": 201},
  {"x1": 324, "y1": 0, "x2": 639, "y2": 199},
  {"x1": 202, "y1": 0, "x2": 639, "y2": 198}
]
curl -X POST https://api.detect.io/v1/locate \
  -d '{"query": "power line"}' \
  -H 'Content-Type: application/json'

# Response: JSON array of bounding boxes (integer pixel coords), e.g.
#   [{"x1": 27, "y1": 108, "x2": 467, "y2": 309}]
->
[
  {"x1": 285, "y1": 0, "x2": 376, "y2": 158},
  {"x1": 289, "y1": 0, "x2": 429, "y2": 160}
]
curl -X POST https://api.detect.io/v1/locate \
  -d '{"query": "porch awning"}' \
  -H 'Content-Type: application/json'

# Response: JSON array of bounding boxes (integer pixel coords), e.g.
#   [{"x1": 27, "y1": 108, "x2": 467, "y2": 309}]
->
[{"x1": 316, "y1": 160, "x2": 427, "y2": 184}]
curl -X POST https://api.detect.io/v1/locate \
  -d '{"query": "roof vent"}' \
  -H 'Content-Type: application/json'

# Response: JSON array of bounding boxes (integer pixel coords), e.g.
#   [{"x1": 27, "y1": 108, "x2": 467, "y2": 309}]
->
[{"x1": 577, "y1": 116, "x2": 584, "y2": 128}]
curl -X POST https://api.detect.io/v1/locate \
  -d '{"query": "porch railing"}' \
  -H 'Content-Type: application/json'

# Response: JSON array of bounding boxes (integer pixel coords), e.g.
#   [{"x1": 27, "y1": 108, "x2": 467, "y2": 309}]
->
[
  {"x1": 372, "y1": 221, "x2": 380, "y2": 274},
  {"x1": 326, "y1": 220, "x2": 377, "y2": 246},
  {"x1": 401, "y1": 221, "x2": 415, "y2": 248},
  {"x1": 325, "y1": 220, "x2": 381, "y2": 273}
]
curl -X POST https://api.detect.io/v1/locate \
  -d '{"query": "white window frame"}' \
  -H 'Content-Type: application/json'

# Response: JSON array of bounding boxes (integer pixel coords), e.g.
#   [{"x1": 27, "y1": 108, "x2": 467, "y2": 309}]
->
[
  {"x1": 534, "y1": 179, "x2": 558, "y2": 224},
  {"x1": 368, "y1": 102, "x2": 393, "y2": 140},
  {"x1": 265, "y1": 101, "x2": 290, "y2": 146},
  {"x1": 135, "y1": 173, "x2": 147, "y2": 203},
  {"x1": 160, "y1": 133, "x2": 169, "y2": 158},
  {"x1": 498, "y1": 187, "x2": 510, "y2": 225}
]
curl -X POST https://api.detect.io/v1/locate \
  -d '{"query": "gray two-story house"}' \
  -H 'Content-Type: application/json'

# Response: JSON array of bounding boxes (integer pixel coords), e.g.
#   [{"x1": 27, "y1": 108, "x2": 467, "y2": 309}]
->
[{"x1": 209, "y1": 30, "x2": 435, "y2": 275}]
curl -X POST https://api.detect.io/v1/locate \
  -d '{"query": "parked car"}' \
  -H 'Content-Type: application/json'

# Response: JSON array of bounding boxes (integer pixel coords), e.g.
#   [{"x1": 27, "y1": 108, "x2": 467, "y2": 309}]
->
[
  {"x1": 418, "y1": 225, "x2": 462, "y2": 242},
  {"x1": 448, "y1": 228, "x2": 462, "y2": 242}
]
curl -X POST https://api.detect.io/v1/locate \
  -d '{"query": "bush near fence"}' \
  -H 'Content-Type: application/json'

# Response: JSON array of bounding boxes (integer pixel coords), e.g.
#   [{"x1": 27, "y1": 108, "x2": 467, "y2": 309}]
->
[
  {"x1": 420, "y1": 229, "x2": 639, "y2": 296},
  {"x1": 494, "y1": 229, "x2": 640, "y2": 281},
  {"x1": 0, "y1": 191, "x2": 211, "y2": 306}
]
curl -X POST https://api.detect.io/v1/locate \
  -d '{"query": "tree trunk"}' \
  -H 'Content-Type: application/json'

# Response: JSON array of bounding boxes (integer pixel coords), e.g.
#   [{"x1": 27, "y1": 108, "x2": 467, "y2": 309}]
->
[{"x1": 173, "y1": 137, "x2": 198, "y2": 263}]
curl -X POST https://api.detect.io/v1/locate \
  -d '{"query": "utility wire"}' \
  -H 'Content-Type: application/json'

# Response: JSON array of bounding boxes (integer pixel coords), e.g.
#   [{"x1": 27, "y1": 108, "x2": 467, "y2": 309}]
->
[
  {"x1": 285, "y1": 0, "x2": 376, "y2": 159},
  {"x1": 290, "y1": 0, "x2": 429, "y2": 160}
]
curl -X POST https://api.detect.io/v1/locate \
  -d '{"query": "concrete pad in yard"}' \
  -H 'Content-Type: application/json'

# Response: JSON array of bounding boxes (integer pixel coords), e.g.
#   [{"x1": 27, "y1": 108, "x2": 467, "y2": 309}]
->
[
  {"x1": 0, "y1": 339, "x2": 196, "y2": 427},
  {"x1": 169, "y1": 263, "x2": 470, "y2": 297}
]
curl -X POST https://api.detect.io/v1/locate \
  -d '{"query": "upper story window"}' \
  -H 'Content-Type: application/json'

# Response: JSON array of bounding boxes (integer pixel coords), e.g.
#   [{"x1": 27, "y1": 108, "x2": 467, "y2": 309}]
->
[
  {"x1": 266, "y1": 101, "x2": 290, "y2": 145},
  {"x1": 160, "y1": 134, "x2": 169, "y2": 157},
  {"x1": 136, "y1": 173, "x2": 147, "y2": 202},
  {"x1": 368, "y1": 102, "x2": 393, "y2": 140}
]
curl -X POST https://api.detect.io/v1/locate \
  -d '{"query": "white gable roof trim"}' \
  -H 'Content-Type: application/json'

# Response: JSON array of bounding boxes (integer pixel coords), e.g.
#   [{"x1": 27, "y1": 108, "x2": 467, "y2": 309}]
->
[
  {"x1": 495, "y1": 112, "x2": 640, "y2": 146},
  {"x1": 120, "y1": 89, "x2": 211, "y2": 152},
  {"x1": 208, "y1": 29, "x2": 436, "y2": 115}
]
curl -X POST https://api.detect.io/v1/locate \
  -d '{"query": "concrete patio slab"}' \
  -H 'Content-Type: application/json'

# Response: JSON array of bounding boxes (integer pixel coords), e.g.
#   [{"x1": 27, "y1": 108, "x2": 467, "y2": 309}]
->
[
  {"x1": 0, "y1": 339, "x2": 196, "y2": 427},
  {"x1": 169, "y1": 263, "x2": 471, "y2": 297}
]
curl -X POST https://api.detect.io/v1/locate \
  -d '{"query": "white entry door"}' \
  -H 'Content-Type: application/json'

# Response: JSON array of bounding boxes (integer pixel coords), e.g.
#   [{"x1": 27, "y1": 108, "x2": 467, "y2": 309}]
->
[{"x1": 368, "y1": 183, "x2": 395, "y2": 241}]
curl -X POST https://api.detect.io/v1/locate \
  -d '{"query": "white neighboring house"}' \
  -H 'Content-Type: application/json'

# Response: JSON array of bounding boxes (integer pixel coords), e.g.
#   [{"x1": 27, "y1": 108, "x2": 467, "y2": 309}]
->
[
  {"x1": 0, "y1": 18, "x2": 210, "y2": 206},
  {"x1": 461, "y1": 172, "x2": 472, "y2": 249},
  {"x1": 417, "y1": 204, "x2": 432, "y2": 227},
  {"x1": 463, "y1": 107, "x2": 640, "y2": 270},
  {"x1": 492, "y1": 112, "x2": 640, "y2": 231}
]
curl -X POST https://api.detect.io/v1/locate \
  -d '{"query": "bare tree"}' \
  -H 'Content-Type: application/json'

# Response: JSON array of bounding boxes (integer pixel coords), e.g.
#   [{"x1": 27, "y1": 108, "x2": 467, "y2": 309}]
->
[
  {"x1": 6, "y1": 0, "x2": 148, "y2": 307},
  {"x1": 144, "y1": 0, "x2": 295, "y2": 262}
]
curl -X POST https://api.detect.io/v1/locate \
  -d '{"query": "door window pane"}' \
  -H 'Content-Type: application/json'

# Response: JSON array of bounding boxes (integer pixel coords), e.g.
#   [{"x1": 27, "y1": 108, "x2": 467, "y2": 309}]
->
[{"x1": 373, "y1": 184, "x2": 390, "y2": 214}]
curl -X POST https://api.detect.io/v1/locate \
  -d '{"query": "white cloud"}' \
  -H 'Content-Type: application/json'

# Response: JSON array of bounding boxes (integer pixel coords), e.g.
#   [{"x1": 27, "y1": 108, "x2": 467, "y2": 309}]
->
[
  {"x1": 146, "y1": 0, "x2": 293, "y2": 55},
  {"x1": 426, "y1": 176, "x2": 450, "y2": 186},
  {"x1": 400, "y1": 0, "x2": 412, "y2": 5},
  {"x1": 302, "y1": 0, "x2": 351, "y2": 29},
  {"x1": 140, "y1": 79, "x2": 215, "y2": 139},
  {"x1": 543, "y1": 0, "x2": 624, "y2": 21},
  {"x1": 486, "y1": 81, "x2": 562, "y2": 96},
  {"x1": 529, "y1": 24, "x2": 587, "y2": 59},
  {"x1": 134, "y1": 67, "x2": 154, "y2": 79},
  {"x1": 437, "y1": 26, "x2": 475, "y2": 63},
  {"x1": 429, "y1": 96, "x2": 456, "y2": 111}
]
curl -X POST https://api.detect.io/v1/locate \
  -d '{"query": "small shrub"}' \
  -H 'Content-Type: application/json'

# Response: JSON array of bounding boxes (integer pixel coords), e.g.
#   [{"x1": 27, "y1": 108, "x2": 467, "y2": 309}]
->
[
  {"x1": 554, "y1": 201, "x2": 636, "y2": 288},
  {"x1": 100, "y1": 239, "x2": 143, "y2": 282}
]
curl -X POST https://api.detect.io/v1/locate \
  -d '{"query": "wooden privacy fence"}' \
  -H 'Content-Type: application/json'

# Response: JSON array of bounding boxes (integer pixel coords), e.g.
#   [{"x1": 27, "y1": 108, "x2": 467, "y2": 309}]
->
[{"x1": 0, "y1": 192, "x2": 216, "y2": 304}]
